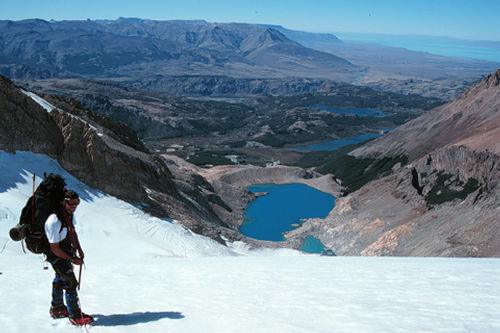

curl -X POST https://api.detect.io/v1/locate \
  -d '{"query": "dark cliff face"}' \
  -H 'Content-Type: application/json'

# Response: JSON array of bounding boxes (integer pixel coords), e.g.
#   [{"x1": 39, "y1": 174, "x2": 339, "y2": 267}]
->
[
  {"x1": 0, "y1": 74, "x2": 176, "y2": 204},
  {"x1": 0, "y1": 76, "x2": 64, "y2": 156},
  {"x1": 50, "y1": 109, "x2": 178, "y2": 203},
  {"x1": 0, "y1": 75, "x2": 241, "y2": 244}
]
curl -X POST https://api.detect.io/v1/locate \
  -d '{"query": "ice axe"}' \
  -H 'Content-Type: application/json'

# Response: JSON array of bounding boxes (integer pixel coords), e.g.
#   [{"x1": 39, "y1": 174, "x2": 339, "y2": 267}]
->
[{"x1": 77, "y1": 262, "x2": 84, "y2": 290}]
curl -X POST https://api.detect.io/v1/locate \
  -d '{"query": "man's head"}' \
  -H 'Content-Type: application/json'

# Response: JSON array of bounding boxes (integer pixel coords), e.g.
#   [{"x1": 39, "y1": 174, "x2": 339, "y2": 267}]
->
[{"x1": 63, "y1": 190, "x2": 80, "y2": 213}]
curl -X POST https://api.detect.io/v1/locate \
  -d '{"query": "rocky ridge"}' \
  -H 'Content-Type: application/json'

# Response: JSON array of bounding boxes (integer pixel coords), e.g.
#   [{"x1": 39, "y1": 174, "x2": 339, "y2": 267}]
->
[
  {"x1": 286, "y1": 146, "x2": 499, "y2": 256},
  {"x1": 351, "y1": 69, "x2": 500, "y2": 159},
  {"x1": 1, "y1": 74, "x2": 334, "y2": 248},
  {"x1": 0, "y1": 75, "x2": 248, "y2": 243},
  {"x1": 284, "y1": 69, "x2": 500, "y2": 257},
  {"x1": 0, "y1": 76, "x2": 64, "y2": 156}
]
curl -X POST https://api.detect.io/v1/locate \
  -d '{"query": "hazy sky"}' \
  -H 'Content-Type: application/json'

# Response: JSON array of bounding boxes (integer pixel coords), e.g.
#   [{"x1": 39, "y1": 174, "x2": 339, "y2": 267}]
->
[{"x1": 1, "y1": 0, "x2": 499, "y2": 41}]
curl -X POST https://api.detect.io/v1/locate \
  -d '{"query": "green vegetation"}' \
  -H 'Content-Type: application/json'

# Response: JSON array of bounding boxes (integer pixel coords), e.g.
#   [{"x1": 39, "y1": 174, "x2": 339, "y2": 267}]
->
[
  {"x1": 294, "y1": 143, "x2": 408, "y2": 194},
  {"x1": 322, "y1": 155, "x2": 408, "y2": 193},
  {"x1": 425, "y1": 172, "x2": 480, "y2": 207},
  {"x1": 254, "y1": 89, "x2": 443, "y2": 112}
]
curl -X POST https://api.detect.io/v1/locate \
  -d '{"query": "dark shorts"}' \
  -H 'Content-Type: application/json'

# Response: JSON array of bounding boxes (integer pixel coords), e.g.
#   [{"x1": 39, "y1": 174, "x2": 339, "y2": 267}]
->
[{"x1": 49, "y1": 257, "x2": 78, "y2": 292}]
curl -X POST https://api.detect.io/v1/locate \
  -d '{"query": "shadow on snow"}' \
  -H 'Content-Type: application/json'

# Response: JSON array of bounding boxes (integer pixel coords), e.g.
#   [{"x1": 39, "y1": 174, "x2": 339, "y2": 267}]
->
[
  {"x1": 0, "y1": 150, "x2": 102, "y2": 203},
  {"x1": 92, "y1": 311, "x2": 184, "y2": 326}
]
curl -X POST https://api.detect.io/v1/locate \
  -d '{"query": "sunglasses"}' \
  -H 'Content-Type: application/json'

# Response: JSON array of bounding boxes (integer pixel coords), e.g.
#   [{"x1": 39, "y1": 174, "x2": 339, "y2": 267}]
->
[{"x1": 65, "y1": 200, "x2": 80, "y2": 207}]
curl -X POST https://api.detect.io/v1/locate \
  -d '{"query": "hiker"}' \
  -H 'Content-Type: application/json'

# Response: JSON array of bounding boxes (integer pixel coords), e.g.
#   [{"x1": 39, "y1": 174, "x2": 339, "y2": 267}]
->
[{"x1": 45, "y1": 190, "x2": 94, "y2": 326}]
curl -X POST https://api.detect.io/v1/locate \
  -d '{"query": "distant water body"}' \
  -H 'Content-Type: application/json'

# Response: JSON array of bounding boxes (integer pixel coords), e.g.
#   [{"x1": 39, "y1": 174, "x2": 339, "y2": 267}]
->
[
  {"x1": 239, "y1": 184, "x2": 335, "y2": 244},
  {"x1": 309, "y1": 104, "x2": 390, "y2": 117},
  {"x1": 336, "y1": 33, "x2": 500, "y2": 63},
  {"x1": 293, "y1": 133, "x2": 382, "y2": 151}
]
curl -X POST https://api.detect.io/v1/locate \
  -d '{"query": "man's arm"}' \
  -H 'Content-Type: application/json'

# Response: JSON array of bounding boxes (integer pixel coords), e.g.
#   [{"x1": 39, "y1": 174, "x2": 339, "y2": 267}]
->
[{"x1": 49, "y1": 242, "x2": 84, "y2": 265}]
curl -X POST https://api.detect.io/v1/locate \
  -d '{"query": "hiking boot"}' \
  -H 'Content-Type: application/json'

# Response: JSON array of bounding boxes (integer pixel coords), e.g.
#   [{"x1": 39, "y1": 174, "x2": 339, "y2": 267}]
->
[
  {"x1": 49, "y1": 304, "x2": 69, "y2": 319},
  {"x1": 69, "y1": 313, "x2": 95, "y2": 326}
]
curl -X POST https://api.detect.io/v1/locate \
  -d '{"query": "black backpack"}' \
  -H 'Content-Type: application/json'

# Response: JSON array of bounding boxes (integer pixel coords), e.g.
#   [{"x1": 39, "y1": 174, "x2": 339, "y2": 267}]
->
[{"x1": 9, "y1": 173, "x2": 67, "y2": 254}]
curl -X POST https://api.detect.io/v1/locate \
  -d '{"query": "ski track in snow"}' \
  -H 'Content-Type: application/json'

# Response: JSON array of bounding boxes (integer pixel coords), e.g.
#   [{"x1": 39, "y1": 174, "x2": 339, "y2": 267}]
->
[{"x1": 1, "y1": 150, "x2": 499, "y2": 333}]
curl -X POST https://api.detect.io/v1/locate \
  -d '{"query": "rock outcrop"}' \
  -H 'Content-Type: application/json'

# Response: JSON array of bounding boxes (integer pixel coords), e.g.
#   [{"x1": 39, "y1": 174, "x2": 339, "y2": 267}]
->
[
  {"x1": 0, "y1": 76, "x2": 63, "y2": 156},
  {"x1": 286, "y1": 146, "x2": 499, "y2": 257},
  {"x1": 0, "y1": 75, "x2": 242, "y2": 244},
  {"x1": 285, "y1": 69, "x2": 500, "y2": 257}
]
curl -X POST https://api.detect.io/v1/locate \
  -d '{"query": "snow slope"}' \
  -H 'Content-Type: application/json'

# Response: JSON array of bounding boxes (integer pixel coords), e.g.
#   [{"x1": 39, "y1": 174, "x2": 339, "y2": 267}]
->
[{"x1": 1, "y1": 150, "x2": 499, "y2": 333}]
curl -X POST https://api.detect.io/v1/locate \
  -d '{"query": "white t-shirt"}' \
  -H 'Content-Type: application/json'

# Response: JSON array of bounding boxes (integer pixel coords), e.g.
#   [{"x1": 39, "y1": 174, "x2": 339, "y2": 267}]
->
[{"x1": 44, "y1": 213, "x2": 77, "y2": 244}]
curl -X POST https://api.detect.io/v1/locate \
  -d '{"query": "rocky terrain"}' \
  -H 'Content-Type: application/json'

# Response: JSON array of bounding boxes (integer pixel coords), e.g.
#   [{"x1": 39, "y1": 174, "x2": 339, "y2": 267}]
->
[
  {"x1": 13, "y1": 77, "x2": 443, "y2": 173},
  {"x1": 19, "y1": 78, "x2": 441, "y2": 143},
  {"x1": 284, "y1": 69, "x2": 500, "y2": 257},
  {"x1": 2, "y1": 74, "x2": 339, "y2": 248},
  {"x1": 1, "y1": 17, "x2": 498, "y2": 257},
  {"x1": 0, "y1": 75, "x2": 249, "y2": 243},
  {"x1": 5, "y1": 70, "x2": 498, "y2": 256},
  {"x1": 351, "y1": 69, "x2": 500, "y2": 158}
]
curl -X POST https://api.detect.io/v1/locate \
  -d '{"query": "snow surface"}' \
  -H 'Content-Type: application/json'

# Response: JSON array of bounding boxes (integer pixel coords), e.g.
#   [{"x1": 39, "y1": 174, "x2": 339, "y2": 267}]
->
[
  {"x1": 1, "y1": 150, "x2": 499, "y2": 333},
  {"x1": 19, "y1": 89, "x2": 104, "y2": 137},
  {"x1": 20, "y1": 89, "x2": 57, "y2": 112}
]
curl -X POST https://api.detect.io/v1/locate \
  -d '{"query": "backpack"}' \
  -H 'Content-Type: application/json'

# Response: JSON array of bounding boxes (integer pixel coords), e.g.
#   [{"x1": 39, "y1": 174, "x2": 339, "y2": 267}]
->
[{"x1": 9, "y1": 173, "x2": 67, "y2": 254}]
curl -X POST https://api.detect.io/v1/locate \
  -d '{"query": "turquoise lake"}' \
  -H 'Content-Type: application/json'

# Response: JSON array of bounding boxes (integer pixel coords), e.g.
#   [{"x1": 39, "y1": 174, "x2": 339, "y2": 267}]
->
[
  {"x1": 239, "y1": 183, "x2": 335, "y2": 249},
  {"x1": 299, "y1": 236, "x2": 327, "y2": 254}
]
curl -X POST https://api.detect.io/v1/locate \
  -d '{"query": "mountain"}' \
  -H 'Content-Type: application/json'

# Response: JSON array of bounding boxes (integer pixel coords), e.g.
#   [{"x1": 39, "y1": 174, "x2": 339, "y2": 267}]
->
[
  {"x1": 15, "y1": 77, "x2": 441, "y2": 145},
  {"x1": 284, "y1": 69, "x2": 500, "y2": 257},
  {"x1": 351, "y1": 69, "x2": 500, "y2": 158},
  {"x1": 2, "y1": 70, "x2": 448, "y2": 251},
  {"x1": 268, "y1": 25, "x2": 500, "y2": 100},
  {"x1": 2, "y1": 18, "x2": 497, "y2": 101},
  {"x1": 0, "y1": 18, "x2": 361, "y2": 81},
  {"x1": 0, "y1": 74, "x2": 252, "y2": 244},
  {"x1": 1, "y1": 151, "x2": 498, "y2": 332}
]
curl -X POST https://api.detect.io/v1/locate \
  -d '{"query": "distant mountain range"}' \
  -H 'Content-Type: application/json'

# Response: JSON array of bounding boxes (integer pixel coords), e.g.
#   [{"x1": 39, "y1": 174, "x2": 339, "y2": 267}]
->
[
  {"x1": 0, "y1": 18, "x2": 359, "y2": 81},
  {"x1": 1, "y1": 18, "x2": 498, "y2": 100}
]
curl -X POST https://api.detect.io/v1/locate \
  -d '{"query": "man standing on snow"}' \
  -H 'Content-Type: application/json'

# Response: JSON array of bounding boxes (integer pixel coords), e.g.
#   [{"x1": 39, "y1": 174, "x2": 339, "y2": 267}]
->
[{"x1": 44, "y1": 190, "x2": 94, "y2": 326}]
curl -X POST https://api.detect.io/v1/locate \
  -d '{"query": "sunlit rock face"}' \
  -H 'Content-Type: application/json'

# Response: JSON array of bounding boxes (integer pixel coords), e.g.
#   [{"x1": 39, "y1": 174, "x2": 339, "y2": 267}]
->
[{"x1": 285, "y1": 70, "x2": 500, "y2": 257}]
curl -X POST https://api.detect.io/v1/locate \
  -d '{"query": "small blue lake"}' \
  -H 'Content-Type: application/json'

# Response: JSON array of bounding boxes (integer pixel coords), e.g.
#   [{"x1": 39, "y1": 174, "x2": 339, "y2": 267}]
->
[
  {"x1": 309, "y1": 104, "x2": 390, "y2": 117},
  {"x1": 299, "y1": 236, "x2": 326, "y2": 254},
  {"x1": 292, "y1": 128, "x2": 393, "y2": 152},
  {"x1": 239, "y1": 183, "x2": 335, "y2": 247},
  {"x1": 292, "y1": 133, "x2": 382, "y2": 151}
]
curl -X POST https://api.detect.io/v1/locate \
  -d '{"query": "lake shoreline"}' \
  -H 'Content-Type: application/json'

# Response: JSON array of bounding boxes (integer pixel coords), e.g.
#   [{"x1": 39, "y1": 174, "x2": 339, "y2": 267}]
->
[
  {"x1": 239, "y1": 183, "x2": 336, "y2": 243},
  {"x1": 200, "y1": 164, "x2": 342, "y2": 227}
]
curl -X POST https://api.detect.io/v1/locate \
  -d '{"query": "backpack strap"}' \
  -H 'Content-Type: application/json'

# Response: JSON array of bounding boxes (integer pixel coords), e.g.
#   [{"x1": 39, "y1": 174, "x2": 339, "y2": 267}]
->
[{"x1": 57, "y1": 208, "x2": 84, "y2": 261}]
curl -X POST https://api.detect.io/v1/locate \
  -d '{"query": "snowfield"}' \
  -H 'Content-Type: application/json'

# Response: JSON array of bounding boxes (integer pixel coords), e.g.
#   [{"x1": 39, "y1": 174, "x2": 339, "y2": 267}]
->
[{"x1": 1, "y1": 151, "x2": 499, "y2": 333}]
